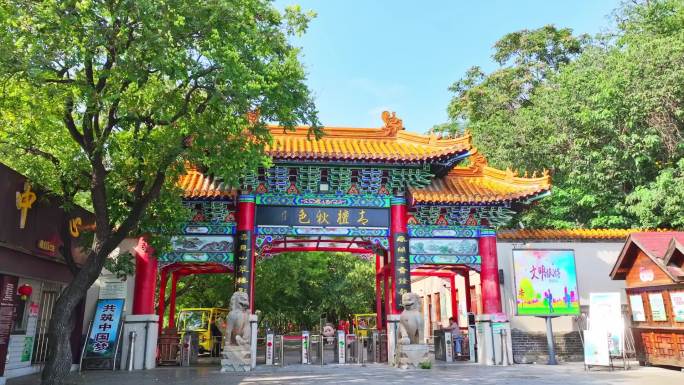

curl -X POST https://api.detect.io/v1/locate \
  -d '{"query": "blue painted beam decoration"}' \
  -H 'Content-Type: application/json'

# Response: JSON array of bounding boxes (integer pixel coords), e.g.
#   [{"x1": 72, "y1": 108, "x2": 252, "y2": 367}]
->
[
  {"x1": 409, "y1": 237, "x2": 478, "y2": 255},
  {"x1": 409, "y1": 255, "x2": 481, "y2": 265},
  {"x1": 408, "y1": 225, "x2": 482, "y2": 238},
  {"x1": 159, "y1": 235, "x2": 235, "y2": 266},
  {"x1": 256, "y1": 225, "x2": 389, "y2": 237},
  {"x1": 256, "y1": 193, "x2": 390, "y2": 208},
  {"x1": 180, "y1": 222, "x2": 236, "y2": 235}
]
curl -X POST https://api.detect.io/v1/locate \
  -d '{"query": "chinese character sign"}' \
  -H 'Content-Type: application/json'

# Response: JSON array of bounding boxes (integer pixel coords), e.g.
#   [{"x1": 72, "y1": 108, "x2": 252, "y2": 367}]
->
[
  {"x1": 256, "y1": 206, "x2": 389, "y2": 228},
  {"x1": 85, "y1": 299, "x2": 124, "y2": 358},
  {"x1": 393, "y1": 233, "x2": 410, "y2": 306},
  {"x1": 512, "y1": 249, "x2": 580, "y2": 316}
]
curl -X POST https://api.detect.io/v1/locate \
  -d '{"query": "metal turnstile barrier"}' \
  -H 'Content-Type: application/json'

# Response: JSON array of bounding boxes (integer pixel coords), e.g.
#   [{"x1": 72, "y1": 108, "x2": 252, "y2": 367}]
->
[
  {"x1": 255, "y1": 337, "x2": 266, "y2": 365},
  {"x1": 257, "y1": 331, "x2": 389, "y2": 367}
]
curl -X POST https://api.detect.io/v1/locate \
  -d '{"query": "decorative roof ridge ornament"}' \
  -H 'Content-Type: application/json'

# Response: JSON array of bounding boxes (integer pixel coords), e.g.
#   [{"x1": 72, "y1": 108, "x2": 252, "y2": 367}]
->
[{"x1": 380, "y1": 111, "x2": 404, "y2": 136}]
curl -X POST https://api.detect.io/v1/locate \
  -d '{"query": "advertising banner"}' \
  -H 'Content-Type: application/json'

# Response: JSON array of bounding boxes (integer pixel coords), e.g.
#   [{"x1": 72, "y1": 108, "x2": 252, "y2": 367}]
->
[
  {"x1": 670, "y1": 292, "x2": 684, "y2": 322},
  {"x1": 0, "y1": 275, "x2": 18, "y2": 376},
  {"x1": 589, "y1": 292, "x2": 623, "y2": 356},
  {"x1": 512, "y1": 249, "x2": 580, "y2": 316},
  {"x1": 583, "y1": 329, "x2": 610, "y2": 366},
  {"x1": 629, "y1": 294, "x2": 646, "y2": 322},
  {"x1": 648, "y1": 293, "x2": 667, "y2": 321},
  {"x1": 82, "y1": 298, "x2": 125, "y2": 369}
]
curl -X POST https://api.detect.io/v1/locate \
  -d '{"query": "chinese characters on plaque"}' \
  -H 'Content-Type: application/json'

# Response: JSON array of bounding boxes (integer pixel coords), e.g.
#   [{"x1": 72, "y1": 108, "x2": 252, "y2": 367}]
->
[
  {"x1": 393, "y1": 233, "x2": 411, "y2": 303},
  {"x1": 235, "y1": 231, "x2": 253, "y2": 294},
  {"x1": 256, "y1": 207, "x2": 389, "y2": 228}
]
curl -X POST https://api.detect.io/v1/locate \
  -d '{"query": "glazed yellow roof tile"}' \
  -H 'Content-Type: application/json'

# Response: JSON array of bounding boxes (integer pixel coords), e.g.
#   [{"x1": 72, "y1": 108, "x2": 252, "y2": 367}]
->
[
  {"x1": 177, "y1": 169, "x2": 233, "y2": 199},
  {"x1": 497, "y1": 228, "x2": 672, "y2": 241},
  {"x1": 410, "y1": 151, "x2": 552, "y2": 204},
  {"x1": 265, "y1": 111, "x2": 471, "y2": 161}
]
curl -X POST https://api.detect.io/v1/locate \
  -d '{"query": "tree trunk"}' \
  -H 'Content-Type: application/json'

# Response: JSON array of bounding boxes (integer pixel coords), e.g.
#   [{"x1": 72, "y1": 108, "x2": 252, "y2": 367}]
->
[{"x1": 41, "y1": 248, "x2": 108, "y2": 385}]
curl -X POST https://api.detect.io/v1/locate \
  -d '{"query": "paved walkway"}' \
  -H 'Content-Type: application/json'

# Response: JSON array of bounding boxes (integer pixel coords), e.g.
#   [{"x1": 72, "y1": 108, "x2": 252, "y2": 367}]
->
[{"x1": 9, "y1": 362, "x2": 683, "y2": 385}]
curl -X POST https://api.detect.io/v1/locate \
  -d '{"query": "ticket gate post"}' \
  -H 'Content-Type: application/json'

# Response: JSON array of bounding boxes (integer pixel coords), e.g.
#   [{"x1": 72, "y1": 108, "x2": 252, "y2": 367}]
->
[
  {"x1": 335, "y1": 330, "x2": 346, "y2": 364},
  {"x1": 475, "y1": 314, "x2": 512, "y2": 366},
  {"x1": 265, "y1": 333, "x2": 274, "y2": 365},
  {"x1": 467, "y1": 312, "x2": 477, "y2": 362}
]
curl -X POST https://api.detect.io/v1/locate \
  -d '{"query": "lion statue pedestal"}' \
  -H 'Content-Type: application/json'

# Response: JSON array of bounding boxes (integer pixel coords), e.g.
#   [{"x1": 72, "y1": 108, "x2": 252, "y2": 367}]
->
[
  {"x1": 221, "y1": 291, "x2": 255, "y2": 372},
  {"x1": 395, "y1": 292, "x2": 430, "y2": 369}
]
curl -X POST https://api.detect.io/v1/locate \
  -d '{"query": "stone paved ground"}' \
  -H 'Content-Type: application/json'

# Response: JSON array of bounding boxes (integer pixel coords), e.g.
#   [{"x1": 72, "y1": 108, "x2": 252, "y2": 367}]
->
[{"x1": 9, "y1": 362, "x2": 684, "y2": 385}]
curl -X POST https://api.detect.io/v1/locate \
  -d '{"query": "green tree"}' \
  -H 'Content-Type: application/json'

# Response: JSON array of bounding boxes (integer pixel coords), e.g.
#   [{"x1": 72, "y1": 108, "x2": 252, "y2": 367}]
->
[
  {"x1": 442, "y1": 0, "x2": 684, "y2": 229},
  {"x1": 0, "y1": 1, "x2": 319, "y2": 384},
  {"x1": 255, "y1": 252, "x2": 375, "y2": 333}
]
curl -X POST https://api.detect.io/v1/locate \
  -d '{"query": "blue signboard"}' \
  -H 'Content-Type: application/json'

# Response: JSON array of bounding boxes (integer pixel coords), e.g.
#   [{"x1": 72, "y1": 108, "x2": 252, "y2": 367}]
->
[{"x1": 83, "y1": 298, "x2": 124, "y2": 368}]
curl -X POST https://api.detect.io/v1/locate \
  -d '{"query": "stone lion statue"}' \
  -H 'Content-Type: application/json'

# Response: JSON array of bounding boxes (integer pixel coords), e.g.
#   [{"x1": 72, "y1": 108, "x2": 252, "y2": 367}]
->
[
  {"x1": 225, "y1": 291, "x2": 251, "y2": 346},
  {"x1": 398, "y1": 292, "x2": 424, "y2": 345}
]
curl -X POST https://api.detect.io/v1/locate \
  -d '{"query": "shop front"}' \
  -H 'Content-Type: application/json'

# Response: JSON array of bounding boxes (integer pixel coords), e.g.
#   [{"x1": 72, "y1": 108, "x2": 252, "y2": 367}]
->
[
  {"x1": 0, "y1": 164, "x2": 93, "y2": 384},
  {"x1": 610, "y1": 232, "x2": 684, "y2": 368}
]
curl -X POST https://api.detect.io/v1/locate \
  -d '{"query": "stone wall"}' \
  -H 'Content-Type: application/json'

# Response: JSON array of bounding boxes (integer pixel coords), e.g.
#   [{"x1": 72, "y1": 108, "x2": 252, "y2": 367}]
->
[{"x1": 511, "y1": 329, "x2": 584, "y2": 363}]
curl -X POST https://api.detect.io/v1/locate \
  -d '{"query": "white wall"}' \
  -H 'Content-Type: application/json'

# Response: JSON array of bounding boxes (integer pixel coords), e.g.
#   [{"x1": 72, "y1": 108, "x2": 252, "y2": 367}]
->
[
  {"x1": 497, "y1": 240, "x2": 626, "y2": 333},
  {"x1": 411, "y1": 272, "x2": 481, "y2": 337},
  {"x1": 82, "y1": 238, "x2": 138, "y2": 335}
]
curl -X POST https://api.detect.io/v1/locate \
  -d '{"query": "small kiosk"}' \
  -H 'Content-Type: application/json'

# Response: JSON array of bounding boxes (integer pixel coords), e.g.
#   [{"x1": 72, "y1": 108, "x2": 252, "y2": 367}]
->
[{"x1": 610, "y1": 232, "x2": 684, "y2": 368}]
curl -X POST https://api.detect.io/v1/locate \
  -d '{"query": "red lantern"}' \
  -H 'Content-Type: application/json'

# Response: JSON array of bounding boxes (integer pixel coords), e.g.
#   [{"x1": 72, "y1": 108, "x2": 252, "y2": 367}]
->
[{"x1": 17, "y1": 284, "x2": 32, "y2": 301}]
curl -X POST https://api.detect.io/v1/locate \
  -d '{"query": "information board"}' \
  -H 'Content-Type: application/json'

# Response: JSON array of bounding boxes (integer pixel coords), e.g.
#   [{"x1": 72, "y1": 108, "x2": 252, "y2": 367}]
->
[
  {"x1": 589, "y1": 292, "x2": 623, "y2": 356},
  {"x1": 670, "y1": 292, "x2": 684, "y2": 322},
  {"x1": 82, "y1": 298, "x2": 125, "y2": 370},
  {"x1": 648, "y1": 293, "x2": 667, "y2": 321},
  {"x1": 629, "y1": 294, "x2": 646, "y2": 322},
  {"x1": 583, "y1": 329, "x2": 610, "y2": 367}
]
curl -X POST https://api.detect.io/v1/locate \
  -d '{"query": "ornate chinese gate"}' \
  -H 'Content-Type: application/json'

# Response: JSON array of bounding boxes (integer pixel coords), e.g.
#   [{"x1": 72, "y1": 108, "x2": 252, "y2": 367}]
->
[{"x1": 134, "y1": 111, "x2": 551, "y2": 333}]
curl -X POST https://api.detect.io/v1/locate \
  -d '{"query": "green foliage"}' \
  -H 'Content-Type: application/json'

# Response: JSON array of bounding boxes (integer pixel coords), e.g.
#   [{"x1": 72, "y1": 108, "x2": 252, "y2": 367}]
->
[
  {"x1": 0, "y1": 0, "x2": 320, "y2": 247},
  {"x1": 103, "y1": 252, "x2": 135, "y2": 280},
  {"x1": 170, "y1": 252, "x2": 375, "y2": 334},
  {"x1": 0, "y1": 2, "x2": 320, "y2": 382},
  {"x1": 626, "y1": 159, "x2": 684, "y2": 228},
  {"x1": 419, "y1": 360, "x2": 432, "y2": 369},
  {"x1": 443, "y1": 0, "x2": 684, "y2": 229},
  {"x1": 173, "y1": 274, "x2": 233, "y2": 309},
  {"x1": 255, "y1": 252, "x2": 375, "y2": 333}
]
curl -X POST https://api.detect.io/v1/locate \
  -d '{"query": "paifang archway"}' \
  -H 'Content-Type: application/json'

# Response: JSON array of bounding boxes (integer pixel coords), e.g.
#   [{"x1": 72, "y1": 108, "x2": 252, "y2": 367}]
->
[{"x1": 137, "y1": 111, "x2": 552, "y2": 332}]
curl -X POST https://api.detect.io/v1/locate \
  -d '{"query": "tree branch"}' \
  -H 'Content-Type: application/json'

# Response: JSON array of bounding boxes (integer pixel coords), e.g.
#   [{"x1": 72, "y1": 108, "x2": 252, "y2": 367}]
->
[{"x1": 63, "y1": 98, "x2": 86, "y2": 150}]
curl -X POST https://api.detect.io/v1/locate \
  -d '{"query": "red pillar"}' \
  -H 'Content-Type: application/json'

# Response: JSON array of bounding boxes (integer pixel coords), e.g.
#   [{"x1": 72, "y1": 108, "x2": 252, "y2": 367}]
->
[
  {"x1": 464, "y1": 271, "x2": 473, "y2": 314},
  {"x1": 383, "y1": 253, "x2": 391, "y2": 319},
  {"x1": 375, "y1": 253, "x2": 383, "y2": 330},
  {"x1": 133, "y1": 236, "x2": 158, "y2": 315},
  {"x1": 158, "y1": 269, "x2": 168, "y2": 330},
  {"x1": 390, "y1": 196, "x2": 409, "y2": 314},
  {"x1": 479, "y1": 231, "x2": 502, "y2": 314},
  {"x1": 168, "y1": 272, "x2": 178, "y2": 328},
  {"x1": 449, "y1": 275, "x2": 458, "y2": 320},
  {"x1": 235, "y1": 194, "x2": 256, "y2": 312}
]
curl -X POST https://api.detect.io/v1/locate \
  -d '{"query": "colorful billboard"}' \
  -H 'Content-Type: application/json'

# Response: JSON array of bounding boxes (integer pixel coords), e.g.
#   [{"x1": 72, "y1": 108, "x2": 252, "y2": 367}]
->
[{"x1": 512, "y1": 249, "x2": 580, "y2": 316}]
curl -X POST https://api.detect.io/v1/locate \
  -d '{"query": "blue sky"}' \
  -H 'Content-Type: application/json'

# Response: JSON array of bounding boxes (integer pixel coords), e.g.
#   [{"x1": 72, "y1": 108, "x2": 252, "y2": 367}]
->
[{"x1": 275, "y1": 0, "x2": 622, "y2": 132}]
